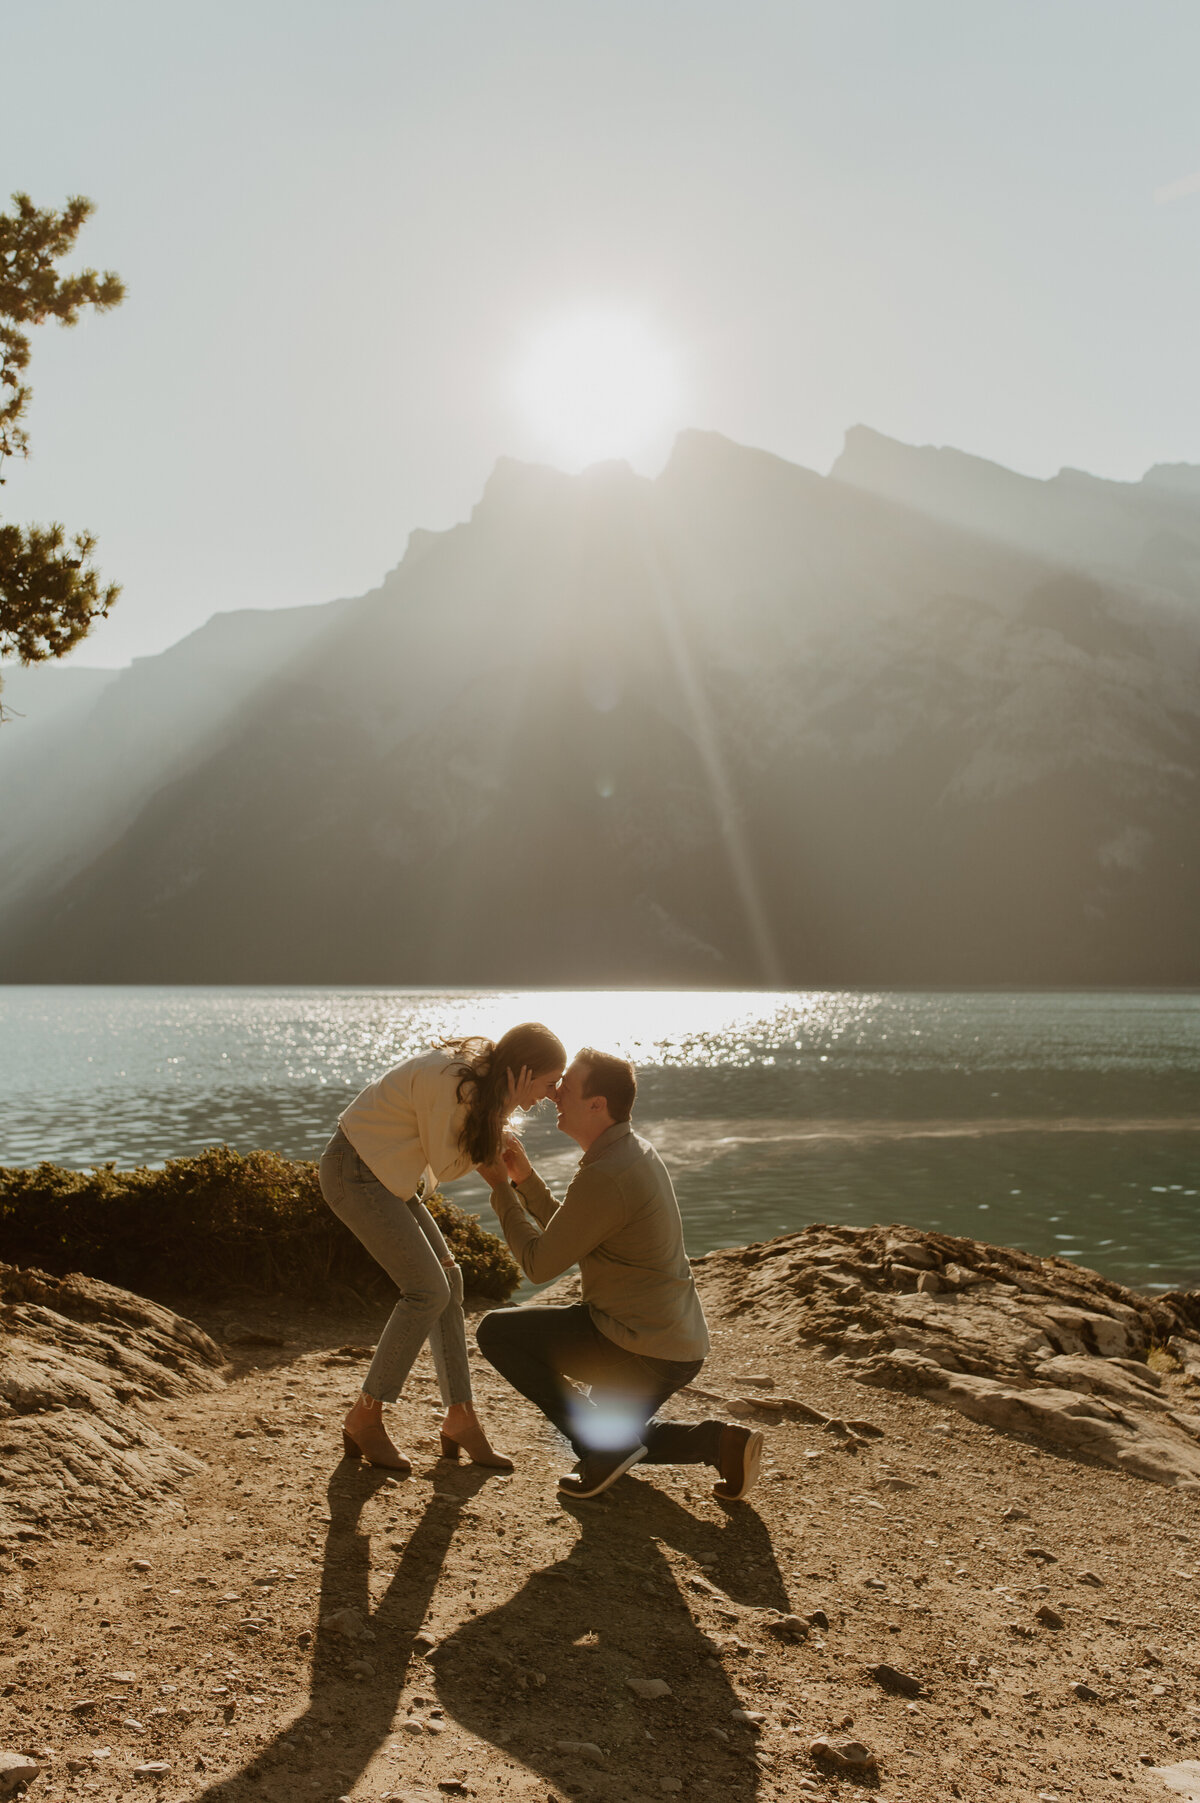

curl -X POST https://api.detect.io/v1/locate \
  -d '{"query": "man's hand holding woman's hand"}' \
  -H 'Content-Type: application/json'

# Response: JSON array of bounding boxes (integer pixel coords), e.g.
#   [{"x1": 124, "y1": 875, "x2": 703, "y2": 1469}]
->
[
  {"x1": 476, "y1": 1129, "x2": 532, "y2": 1193},
  {"x1": 500, "y1": 1129, "x2": 532, "y2": 1184}
]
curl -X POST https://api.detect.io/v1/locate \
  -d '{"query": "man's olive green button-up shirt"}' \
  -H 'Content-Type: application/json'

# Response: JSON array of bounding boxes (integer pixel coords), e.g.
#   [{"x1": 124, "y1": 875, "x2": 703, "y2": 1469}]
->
[{"x1": 490, "y1": 1120, "x2": 710, "y2": 1361}]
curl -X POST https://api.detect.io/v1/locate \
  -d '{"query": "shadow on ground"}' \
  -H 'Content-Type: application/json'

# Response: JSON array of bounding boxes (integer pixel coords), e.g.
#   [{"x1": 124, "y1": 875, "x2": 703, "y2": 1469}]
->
[
  {"x1": 187, "y1": 1453, "x2": 489, "y2": 1801},
  {"x1": 187, "y1": 1454, "x2": 788, "y2": 1802},
  {"x1": 432, "y1": 1472, "x2": 787, "y2": 1799}
]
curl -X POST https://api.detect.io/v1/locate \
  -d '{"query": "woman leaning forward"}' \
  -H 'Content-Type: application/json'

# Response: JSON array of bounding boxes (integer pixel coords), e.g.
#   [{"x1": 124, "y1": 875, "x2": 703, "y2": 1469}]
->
[{"x1": 318, "y1": 1022, "x2": 566, "y2": 1472}]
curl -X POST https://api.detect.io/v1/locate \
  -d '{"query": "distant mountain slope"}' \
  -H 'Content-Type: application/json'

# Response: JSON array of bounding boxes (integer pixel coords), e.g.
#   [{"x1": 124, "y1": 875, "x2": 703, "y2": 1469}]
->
[
  {"x1": 2, "y1": 430, "x2": 1198, "y2": 984},
  {"x1": 0, "y1": 597, "x2": 350, "y2": 924},
  {"x1": 832, "y1": 425, "x2": 1200, "y2": 607},
  {"x1": 0, "y1": 663, "x2": 119, "y2": 737}
]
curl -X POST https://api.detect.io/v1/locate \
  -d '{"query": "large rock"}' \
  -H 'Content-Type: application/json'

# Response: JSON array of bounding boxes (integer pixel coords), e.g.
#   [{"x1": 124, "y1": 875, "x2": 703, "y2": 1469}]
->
[
  {"x1": 693, "y1": 1227, "x2": 1200, "y2": 1489},
  {"x1": 0, "y1": 1263, "x2": 225, "y2": 1539}
]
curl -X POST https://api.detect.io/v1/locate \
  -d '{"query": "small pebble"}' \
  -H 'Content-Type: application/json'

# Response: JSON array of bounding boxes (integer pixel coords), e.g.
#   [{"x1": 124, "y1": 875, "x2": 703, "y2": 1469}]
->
[
  {"x1": 867, "y1": 1662, "x2": 922, "y2": 1697},
  {"x1": 554, "y1": 1740, "x2": 605, "y2": 1763},
  {"x1": 810, "y1": 1734, "x2": 878, "y2": 1772}
]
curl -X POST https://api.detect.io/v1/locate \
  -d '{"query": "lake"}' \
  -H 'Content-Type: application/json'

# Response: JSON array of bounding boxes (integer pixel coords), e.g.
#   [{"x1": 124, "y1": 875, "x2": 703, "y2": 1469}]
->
[{"x1": 1, "y1": 986, "x2": 1198, "y2": 1293}]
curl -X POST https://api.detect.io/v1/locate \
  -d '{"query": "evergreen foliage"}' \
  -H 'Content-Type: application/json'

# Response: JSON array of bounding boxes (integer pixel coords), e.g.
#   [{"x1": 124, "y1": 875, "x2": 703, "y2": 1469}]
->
[
  {"x1": 0, "y1": 1146, "x2": 522, "y2": 1304},
  {"x1": 0, "y1": 192, "x2": 125, "y2": 665}
]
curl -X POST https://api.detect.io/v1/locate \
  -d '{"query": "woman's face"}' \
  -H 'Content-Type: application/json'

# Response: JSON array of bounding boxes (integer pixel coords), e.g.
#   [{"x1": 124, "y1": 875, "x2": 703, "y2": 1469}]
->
[{"x1": 526, "y1": 1064, "x2": 565, "y2": 1107}]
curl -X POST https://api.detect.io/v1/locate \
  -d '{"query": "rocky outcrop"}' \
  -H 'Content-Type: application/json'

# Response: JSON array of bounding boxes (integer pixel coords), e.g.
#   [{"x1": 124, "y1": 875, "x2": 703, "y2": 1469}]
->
[
  {"x1": 693, "y1": 1226, "x2": 1200, "y2": 1489},
  {"x1": 0, "y1": 1264, "x2": 226, "y2": 1539}
]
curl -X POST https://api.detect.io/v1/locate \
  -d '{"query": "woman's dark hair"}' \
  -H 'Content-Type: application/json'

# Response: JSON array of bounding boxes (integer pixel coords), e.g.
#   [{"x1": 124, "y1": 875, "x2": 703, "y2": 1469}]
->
[{"x1": 441, "y1": 1021, "x2": 567, "y2": 1165}]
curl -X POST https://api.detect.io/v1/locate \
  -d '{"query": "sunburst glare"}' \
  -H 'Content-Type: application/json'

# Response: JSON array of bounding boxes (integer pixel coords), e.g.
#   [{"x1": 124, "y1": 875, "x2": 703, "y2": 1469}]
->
[{"x1": 510, "y1": 310, "x2": 682, "y2": 471}]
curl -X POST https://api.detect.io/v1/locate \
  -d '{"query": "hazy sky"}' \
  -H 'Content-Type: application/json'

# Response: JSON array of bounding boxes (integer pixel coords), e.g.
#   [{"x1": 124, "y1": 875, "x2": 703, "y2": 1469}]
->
[{"x1": 4, "y1": 0, "x2": 1200, "y2": 665}]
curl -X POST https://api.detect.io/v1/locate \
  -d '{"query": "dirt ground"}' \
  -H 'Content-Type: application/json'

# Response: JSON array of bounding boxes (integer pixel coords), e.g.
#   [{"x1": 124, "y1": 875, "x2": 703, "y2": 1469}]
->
[{"x1": 3, "y1": 1282, "x2": 1200, "y2": 1803}]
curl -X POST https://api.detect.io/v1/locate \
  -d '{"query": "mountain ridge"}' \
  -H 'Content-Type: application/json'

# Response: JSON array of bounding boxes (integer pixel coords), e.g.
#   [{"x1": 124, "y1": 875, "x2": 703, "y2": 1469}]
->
[{"x1": 3, "y1": 427, "x2": 1198, "y2": 984}]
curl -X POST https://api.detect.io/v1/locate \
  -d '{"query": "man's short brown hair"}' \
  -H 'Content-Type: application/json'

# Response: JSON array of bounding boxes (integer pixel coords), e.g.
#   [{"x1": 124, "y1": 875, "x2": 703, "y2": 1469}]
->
[{"x1": 578, "y1": 1048, "x2": 637, "y2": 1123}]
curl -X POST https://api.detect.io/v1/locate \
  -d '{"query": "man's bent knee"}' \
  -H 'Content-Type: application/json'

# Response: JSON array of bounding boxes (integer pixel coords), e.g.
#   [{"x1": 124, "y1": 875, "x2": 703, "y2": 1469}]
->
[{"x1": 476, "y1": 1308, "x2": 517, "y2": 1357}]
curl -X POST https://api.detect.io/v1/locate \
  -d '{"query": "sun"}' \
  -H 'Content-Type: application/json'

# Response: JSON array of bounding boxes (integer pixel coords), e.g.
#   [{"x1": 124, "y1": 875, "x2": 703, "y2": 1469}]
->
[{"x1": 511, "y1": 311, "x2": 681, "y2": 472}]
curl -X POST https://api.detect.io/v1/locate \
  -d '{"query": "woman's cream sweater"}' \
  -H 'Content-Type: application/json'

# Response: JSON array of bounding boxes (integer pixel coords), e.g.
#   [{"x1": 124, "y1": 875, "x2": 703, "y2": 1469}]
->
[{"x1": 338, "y1": 1049, "x2": 473, "y2": 1199}]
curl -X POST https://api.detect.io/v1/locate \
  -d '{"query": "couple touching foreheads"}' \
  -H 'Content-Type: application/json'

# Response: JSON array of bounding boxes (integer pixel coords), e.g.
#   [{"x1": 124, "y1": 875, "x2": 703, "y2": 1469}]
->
[{"x1": 318, "y1": 1022, "x2": 762, "y2": 1502}]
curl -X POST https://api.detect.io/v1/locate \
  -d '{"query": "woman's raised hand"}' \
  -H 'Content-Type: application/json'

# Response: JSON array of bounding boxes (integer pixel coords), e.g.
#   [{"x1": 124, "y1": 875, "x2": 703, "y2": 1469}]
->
[
  {"x1": 501, "y1": 1129, "x2": 532, "y2": 1184},
  {"x1": 504, "y1": 1064, "x2": 540, "y2": 1111},
  {"x1": 475, "y1": 1154, "x2": 510, "y2": 1190}
]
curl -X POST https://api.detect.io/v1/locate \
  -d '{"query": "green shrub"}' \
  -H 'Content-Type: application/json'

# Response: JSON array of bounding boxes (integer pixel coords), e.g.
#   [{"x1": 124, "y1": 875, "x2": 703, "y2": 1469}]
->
[{"x1": 0, "y1": 1147, "x2": 522, "y2": 1304}]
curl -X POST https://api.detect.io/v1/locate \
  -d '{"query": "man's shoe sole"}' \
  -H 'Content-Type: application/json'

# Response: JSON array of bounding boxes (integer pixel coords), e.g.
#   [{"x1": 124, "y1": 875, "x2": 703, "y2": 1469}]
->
[
  {"x1": 558, "y1": 1445, "x2": 647, "y2": 1499},
  {"x1": 714, "y1": 1428, "x2": 763, "y2": 1501}
]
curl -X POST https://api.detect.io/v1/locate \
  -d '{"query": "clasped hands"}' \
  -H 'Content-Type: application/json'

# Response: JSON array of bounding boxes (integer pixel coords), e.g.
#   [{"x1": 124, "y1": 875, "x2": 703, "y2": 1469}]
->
[{"x1": 477, "y1": 1128, "x2": 532, "y2": 1192}]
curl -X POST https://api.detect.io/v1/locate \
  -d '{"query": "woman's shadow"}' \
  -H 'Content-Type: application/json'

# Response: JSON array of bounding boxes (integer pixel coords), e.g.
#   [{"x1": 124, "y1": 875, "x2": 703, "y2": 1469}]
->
[
  {"x1": 431, "y1": 1472, "x2": 790, "y2": 1799},
  {"x1": 188, "y1": 1454, "x2": 490, "y2": 1802}
]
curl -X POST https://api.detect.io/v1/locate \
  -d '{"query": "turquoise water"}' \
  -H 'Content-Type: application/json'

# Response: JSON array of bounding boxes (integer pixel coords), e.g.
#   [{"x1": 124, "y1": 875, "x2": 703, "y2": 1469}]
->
[{"x1": 1, "y1": 987, "x2": 1198, "y2": 1293}]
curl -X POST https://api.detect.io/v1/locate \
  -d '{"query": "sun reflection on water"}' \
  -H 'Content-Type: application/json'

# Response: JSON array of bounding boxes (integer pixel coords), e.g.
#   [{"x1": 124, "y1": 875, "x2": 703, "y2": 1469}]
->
[{"x1": 2, "y1": 987, "x2": 1199, "y2": 1291}]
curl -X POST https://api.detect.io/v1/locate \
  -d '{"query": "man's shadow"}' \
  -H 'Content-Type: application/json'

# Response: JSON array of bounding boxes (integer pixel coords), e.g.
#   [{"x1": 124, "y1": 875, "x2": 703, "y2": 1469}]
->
[
  {"x1": 188, "y1": 1455, "x2": 489, "y2": 1802},
  {"x1": 431, "y1": 1472, "x2": 789, "y2": 1798}
]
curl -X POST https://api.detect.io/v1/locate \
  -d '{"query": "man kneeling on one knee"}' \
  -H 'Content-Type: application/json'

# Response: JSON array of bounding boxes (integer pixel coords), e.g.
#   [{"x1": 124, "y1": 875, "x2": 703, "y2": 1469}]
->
[{"x1": 475, "y1": 1047, "x2": 763, "y2": 1502}]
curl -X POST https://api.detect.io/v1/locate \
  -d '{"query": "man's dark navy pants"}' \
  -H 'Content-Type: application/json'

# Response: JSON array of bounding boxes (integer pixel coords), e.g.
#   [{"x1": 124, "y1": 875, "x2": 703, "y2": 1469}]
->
[{"x1": 476, "y1": 1302, "x2": 722, "y2": 1465}]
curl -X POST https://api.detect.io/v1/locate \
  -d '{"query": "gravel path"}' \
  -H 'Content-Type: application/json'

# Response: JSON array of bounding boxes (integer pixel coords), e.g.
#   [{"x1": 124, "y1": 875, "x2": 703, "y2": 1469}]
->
[{"x1": 3, "y1": 1269, "x2": 1200, "y2": 1803}]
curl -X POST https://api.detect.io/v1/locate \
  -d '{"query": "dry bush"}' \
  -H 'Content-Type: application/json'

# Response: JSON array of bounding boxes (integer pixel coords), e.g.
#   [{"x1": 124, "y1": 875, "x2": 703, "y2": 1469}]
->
[{"x1": 0, "y1": 1146, "x2": 521, "y2": 1303}]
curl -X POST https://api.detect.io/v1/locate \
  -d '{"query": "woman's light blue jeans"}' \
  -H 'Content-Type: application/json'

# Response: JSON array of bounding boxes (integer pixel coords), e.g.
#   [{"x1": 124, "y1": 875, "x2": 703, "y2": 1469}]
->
[{"x1": 318, "y1": 1126, "x2": 472, "y2": 1406}]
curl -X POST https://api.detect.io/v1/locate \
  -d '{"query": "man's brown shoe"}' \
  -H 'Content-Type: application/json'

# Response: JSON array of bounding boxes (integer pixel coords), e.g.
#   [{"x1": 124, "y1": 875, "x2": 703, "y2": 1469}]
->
[{"x1": 713, "y1": 1425, "x2": 763, "y2": 1500}]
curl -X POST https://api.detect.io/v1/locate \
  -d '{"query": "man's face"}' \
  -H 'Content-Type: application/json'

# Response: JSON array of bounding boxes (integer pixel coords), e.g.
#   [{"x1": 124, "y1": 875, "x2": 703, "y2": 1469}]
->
[{"x1": 554, "y1": 1055, "x2": 602, "y2": 1140}]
